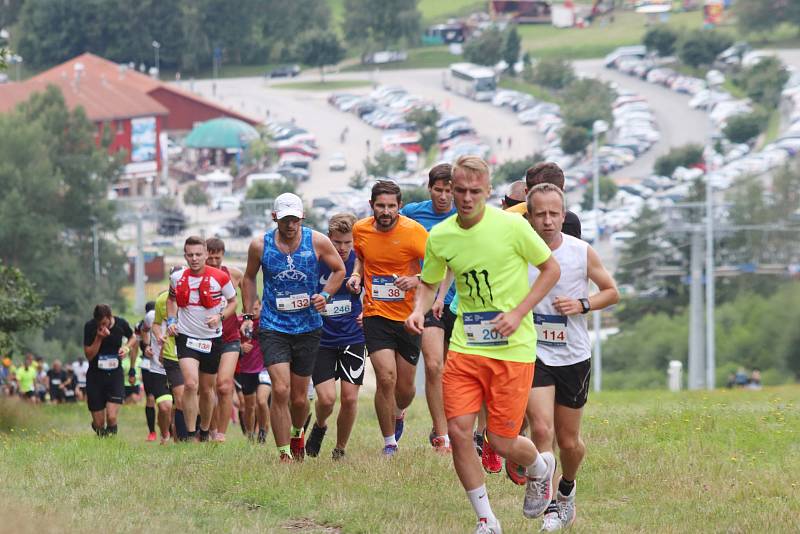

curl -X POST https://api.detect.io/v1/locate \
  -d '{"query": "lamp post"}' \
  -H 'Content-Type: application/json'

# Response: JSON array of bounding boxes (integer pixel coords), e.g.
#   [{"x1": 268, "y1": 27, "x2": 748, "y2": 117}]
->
[
  {"x1": 591, "y1": 119, "x2": 609, "y2": 393},
  {"x1": 152, "y1": 40, "x2": 161, "y2": 79},
  {"x1": 10, "y1": 54, "x2": 22, "y2": 81},
  {"x1": 704, "y1": 70, "x2": 724, "y2": 390}
]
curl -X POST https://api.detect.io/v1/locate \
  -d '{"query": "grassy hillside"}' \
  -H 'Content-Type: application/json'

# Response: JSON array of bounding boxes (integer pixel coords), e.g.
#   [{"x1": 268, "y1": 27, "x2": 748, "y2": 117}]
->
[{"x1": 1, "y1": 386, "x2": 798, "y2": 532}]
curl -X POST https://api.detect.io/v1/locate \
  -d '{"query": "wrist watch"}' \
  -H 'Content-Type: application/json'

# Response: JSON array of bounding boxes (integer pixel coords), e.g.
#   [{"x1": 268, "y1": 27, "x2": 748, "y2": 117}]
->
[
  {"x1": 579, "y1": 298, "x2": 591, "y2": 314},
  {"x1": 320, "y1": 291, "x2": 332, "y2": 303},
  {"x1": 242, "y1": 313, "x2": 254, "y2": 321}
]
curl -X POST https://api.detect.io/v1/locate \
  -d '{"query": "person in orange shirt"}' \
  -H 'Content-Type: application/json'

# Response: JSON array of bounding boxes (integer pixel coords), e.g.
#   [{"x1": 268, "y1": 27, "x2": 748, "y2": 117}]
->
[{"x1": 348, "y1": 180, "x2": 428, "y2": 456}]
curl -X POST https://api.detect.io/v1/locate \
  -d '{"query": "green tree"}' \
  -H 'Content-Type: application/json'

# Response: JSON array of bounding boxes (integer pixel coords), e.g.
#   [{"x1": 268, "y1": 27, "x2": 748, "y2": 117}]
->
[
  {"x1": 581, "y1": 175, "x2": 618, "y2": 210},
  {"x1": 560, "y1": 125, "x2": 590, "y2": 155},
  {"x1": 562, "y1": 78, "x2": 615, "y2": 130},
  {"x1": 343, "y1": 0, "x2": 421, "y2": 51},
  {"x1": 406, "y1": 107, "x2": 440, "y2": 154},
  {"x1": 733, "y1": 57, "x2": 789, "y2": 109},
  {"x1": 528, "y1": 57, "x2": 575, "y2": 90},
  {"x1": 184, "y1": 183, "x2": 209, "y2": 207},
  {"x1": 723, "y1": 110, "x2": 768, "y2": 144},
  {"x1": 677, "y1": 29, "x2": 733, "y2": 69},
  {"x1": 245, "y1": 179, "x2": 296, "y2": 200},
  {"x1": 0, "y1": 263, "x2": 58, "y2": 355},
  {"x1": 348, "y1": 170, "x2": 368, "y2": 190},
  {"x1": 502, "y1": 26, "x2": 521, "y2": 76},
  {"x1": 653, "y1": 144, "x2": 704, "y2": 177},
  {"x1": 643, "y1": 26, "x2": 678, "y2": 57},
  {"x1": 735, "y1": 0, "x2": 800, "y2": 34},
  {"x1": 364, "y1": 151, "x2": 407, "y2": 176},
  {"x1": 463, "y1": 26, "x2": 505, "y2": 67},
  {"x1": 492, "y1": 153, "x2": 543, "y2": 186},
  {"x1": 0, "y1": 85, "x2": 126, "y2": 354},
  {"x1": 294, "y1": 30, "x2": 345, "y2": 82}
]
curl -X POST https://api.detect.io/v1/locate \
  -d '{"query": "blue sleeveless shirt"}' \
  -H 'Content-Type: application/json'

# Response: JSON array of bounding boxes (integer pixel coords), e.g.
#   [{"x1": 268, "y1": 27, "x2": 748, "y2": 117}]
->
[
  {"x1": 260, "y1": 227, "x2": 322, "y2": 334},
  {"x1": 318, "y1": 250, "x2": 364, "y2": 348}
]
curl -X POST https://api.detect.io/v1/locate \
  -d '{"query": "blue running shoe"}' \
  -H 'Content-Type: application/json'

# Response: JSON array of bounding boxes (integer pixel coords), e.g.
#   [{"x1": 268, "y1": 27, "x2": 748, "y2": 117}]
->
[{"x1": 394, "y1": 410, "x2": 406, "y2": 442}]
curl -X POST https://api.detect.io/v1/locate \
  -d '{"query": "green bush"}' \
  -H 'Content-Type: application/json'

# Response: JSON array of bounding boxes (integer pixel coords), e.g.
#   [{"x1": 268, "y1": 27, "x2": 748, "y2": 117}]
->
[
  {"x1": 677, "y1": 29, "x2": 733, "y2": 68},
  {"x1": 528, "y1": 57, "x2": 576, "y2": 91},
  {"x1": 463, "y1": 26, "x2": 505, "y2": 66},
  {"x1": 723, "y1": 110, "x2": 769, "y2": 144},
  {"x1": 560, "y1": 125, "x2": 590, "y2": 155},
  {"x1": 653, "y1": 144, "x2": 704, "y2": 177},
  {"x1": 492, "y1": 153, "x2": 543, "y2": 186},
  {"x1": 643, "y1": 26, "x2": 678, "y2": 57},
  {"x1": 733, "y1": 57, "x2": 790, "y2": 109},
  {"x1": 562, "y1": 78, "x2": 615, "y2": 130}
]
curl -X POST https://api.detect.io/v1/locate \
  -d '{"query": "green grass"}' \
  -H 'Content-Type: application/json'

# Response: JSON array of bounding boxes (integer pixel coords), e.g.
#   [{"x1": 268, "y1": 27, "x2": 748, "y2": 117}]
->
[
  {"x1": 519, "y1": 10, "x2": 704, "y2": 60},
  {"x1": 342, "y1": 46, "x2": 457, "y2": 72},
  {"x1": 498, "y1": 76, "x2": 562, "y2": 105},
  {"x1": 2, "y1": 386, "x2": 799, "y2": 532},
  {"x1": 271, "y1": 79, "x2": 373, "y2": 91}
]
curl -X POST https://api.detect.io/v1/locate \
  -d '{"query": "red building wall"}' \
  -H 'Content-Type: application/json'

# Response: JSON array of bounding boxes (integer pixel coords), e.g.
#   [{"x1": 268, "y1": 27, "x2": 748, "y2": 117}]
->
[
  {"x1": 148, "y1": 87, "x2": 259, "y2": 131},
  {"x1": 93, "y1": 115, "x2": 164, "y2": 172}
]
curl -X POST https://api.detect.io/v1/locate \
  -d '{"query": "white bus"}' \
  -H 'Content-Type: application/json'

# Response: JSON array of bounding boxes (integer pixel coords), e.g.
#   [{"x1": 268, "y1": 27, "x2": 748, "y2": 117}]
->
[{"x1": 444, "y1": 63, "x2": 497, "y2": 102}]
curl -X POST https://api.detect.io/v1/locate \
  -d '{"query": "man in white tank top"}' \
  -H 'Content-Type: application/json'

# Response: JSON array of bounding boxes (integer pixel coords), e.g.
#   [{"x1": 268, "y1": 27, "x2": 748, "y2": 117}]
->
[{"x1": 526, "y1": 183, "x2": 619, "y2": 531}]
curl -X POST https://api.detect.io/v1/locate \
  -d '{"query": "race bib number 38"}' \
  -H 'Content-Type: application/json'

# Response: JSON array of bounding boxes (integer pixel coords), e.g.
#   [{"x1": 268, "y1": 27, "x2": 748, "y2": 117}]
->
[
  {"x1": 372, "y1": 276, "x2": 405, "y2": 301},
  {"x1": 463, "y1": 311, "x2": 508, "y2": 346},
  {"x1": 534, "y1": 313, "x2": 568, "y2": 347},
  {"x1": 276, "y1": 292, "x2": 311, "y2": 312}
]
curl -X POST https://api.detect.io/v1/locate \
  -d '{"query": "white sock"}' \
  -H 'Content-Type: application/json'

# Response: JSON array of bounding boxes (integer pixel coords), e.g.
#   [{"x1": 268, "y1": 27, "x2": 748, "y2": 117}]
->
[
  {"x1": 384, "y1": 435, "x2": 397, "y2": 447},
  {"x1": 466, "y1": 485, "x2": 497, "y2": 523},
  {"x1": 527, "y1": 451, "x2": 550, "y2": 478}
]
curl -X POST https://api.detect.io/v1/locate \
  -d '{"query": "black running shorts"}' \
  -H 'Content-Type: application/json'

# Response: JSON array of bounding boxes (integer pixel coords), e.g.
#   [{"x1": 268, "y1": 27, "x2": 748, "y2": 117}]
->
[
  {"x1": 363, "y1": 316, "x2": 420, "y2": 365},
  {"x1": 313, "y1": 344, "x2": 367, "y2": 386},
  {"x1": 423, "y1": 307, "x2": 457, "y2": 345},
  {"x1": 86, "y1": 368, "x2": 124, "y2": 412},
  {"x1": 162, "y1": 358, "x2": 184, "y2": 389},
  {"x1": 532, "y1": 358, "x2": 592, "y2": 409},
  {"x1": 142, "y1": 370, "x2": 170, "y2": 401},
  {"x1": 236, "y1": 371, "x2": 272, "y2": 396},
  {"x1": 258, "y1": 329, "x2": 321, "y2": 377},
  {"x1": 176, "y1": 334, "x2": 223, "y2": 375}
]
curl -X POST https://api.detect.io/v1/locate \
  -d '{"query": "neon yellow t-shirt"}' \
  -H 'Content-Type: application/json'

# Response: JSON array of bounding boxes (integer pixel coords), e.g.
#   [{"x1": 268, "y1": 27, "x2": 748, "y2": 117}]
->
[
  {"x1": 16, "y1": 365, "x2": 37, "y2": 393},
  {"x1": 421, "y1": 206, "x2": 551, "y2": 362},
  {"x1": 154, "y1": 291, "x2": 177, "y2": 362}
]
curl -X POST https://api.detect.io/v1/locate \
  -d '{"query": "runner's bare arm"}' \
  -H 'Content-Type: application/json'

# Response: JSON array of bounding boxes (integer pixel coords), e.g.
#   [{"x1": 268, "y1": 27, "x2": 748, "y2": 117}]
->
[
  {"x1": 431, "y1": 269, "x2": 454, "y2": 319},
  {"x1": 492, "y1": 255, "x2": 560, "y2": 337},
  {"x1": 228, "y1": 265, "x2": 244, "y2": 289},
  {"x1": 166, "y1": 294, "x2": 179, "y2": 336},
  {"x1": 312, "y1": 232, "x2": 346, "y2": 312},
  {"x1": 346, "y1": 254, "x2": 363, "y2": 293},
  {"x1": 553, "y1": 246, "x2": 618, "y2": 315},
  {"x1": 405, "y1": 280, "x2": 438, "y2": 335},
  {"x1": 241, "y1": 237, "x2": 264, "y2": 317},
  {"x1": 83, "y1": 336, "x2": 102, "y2": 361}
]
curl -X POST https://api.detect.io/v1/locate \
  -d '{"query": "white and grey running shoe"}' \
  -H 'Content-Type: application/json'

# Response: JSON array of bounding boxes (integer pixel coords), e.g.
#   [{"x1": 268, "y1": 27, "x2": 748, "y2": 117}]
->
[
  {"x1": 474, "y1": 519, "x2": 503, "y2": 534},
  {"x1": 540, "y1": 511, "x2": 562, "y2": 532},
  {"x1": 523, "y1": 451, "x2": 556, "y2": 518},
  {"x1": 556, "y1": 481, "x2": 577, "y2": 529}
]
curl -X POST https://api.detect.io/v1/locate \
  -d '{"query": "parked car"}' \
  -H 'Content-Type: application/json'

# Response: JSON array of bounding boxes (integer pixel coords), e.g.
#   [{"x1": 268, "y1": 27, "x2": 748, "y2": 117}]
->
[
  {"x1": 268, "y1": 64, "x2": 301, "y2": 78},
  {"x1": 329, "y1": 152, "x2": 347, "y2": 171}
]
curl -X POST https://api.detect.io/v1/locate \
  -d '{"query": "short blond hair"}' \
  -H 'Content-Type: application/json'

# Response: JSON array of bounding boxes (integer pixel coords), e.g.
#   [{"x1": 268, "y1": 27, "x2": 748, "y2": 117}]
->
[
  {"x1": 527, "y1": 182, "x2": 565, "y2": 213},
  {"x1": 452, "y1": 155, "x2": 490, "y2": 181},
  {"x1": 328, "y1": 212, "x2": 357, "y2": 235}
]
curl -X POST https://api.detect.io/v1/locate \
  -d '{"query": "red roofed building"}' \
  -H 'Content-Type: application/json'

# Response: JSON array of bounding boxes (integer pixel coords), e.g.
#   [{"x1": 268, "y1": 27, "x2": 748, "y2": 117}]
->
[{"x1": 0, "y1": 53, "x2": 259, "y2": 196}]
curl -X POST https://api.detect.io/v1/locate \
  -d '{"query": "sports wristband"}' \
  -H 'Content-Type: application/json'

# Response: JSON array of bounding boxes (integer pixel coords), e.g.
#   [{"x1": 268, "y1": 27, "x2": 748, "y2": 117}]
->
[
  {"x1": 320, "y1": 291, "x2": 332, "y2": 303},
  {"x1": 350, "y1": 273, "x2": 361, "y2": 278},
  {"x1": 128, "y1": 369, "x2": 136, "y2": 378},
  {"x1": 167, "y1": 317, "x2": 177, "y2": 327}
]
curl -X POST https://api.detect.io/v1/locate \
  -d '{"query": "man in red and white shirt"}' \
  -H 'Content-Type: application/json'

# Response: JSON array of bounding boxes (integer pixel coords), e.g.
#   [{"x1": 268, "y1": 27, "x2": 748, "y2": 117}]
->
[{"x1": 167, "y1": 236, "x2": 237, "y2": 442}]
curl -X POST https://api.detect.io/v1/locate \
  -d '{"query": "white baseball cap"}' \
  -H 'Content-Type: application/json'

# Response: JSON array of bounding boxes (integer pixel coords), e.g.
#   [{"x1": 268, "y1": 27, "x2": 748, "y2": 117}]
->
[{"x1": 273, "y1": 192, "x2": 304, "y2": 219}]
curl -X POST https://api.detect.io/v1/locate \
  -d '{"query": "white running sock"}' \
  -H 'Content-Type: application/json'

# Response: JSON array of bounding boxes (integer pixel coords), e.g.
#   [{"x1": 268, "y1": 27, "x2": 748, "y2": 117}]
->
[
  {"x1": 466, "y1": 485, "x2": 497, "y2": 523},
  {"x1": 384, "y1": 435, "x2": 397, "y2": 447},
  {"x1": 526, "y1": 452, "x2": 550, "y2": 478}
]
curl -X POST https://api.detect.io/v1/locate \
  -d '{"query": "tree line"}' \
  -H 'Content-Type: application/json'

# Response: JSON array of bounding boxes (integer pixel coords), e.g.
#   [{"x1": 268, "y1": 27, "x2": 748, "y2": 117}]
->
[{"x1": 5, "y1": 0, "x2": 422, "y2": 73}]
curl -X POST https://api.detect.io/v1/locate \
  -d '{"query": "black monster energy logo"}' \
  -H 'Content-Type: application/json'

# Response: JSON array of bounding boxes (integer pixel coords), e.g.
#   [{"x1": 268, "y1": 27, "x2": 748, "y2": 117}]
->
[{"x1": 462, "y1": 269, "x2": 493, "y2": 306}]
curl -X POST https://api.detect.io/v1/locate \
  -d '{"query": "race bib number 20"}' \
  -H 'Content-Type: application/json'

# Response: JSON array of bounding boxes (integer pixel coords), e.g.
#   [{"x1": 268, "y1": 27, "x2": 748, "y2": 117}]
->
[{"x1": 463, "y1": 311, "x2": 508, "y2": 346}]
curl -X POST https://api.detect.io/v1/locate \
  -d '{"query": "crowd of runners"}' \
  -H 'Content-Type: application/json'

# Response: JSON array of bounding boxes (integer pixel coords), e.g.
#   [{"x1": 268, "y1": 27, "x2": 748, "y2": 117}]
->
[{"x1": 4, "y1": 155, "x2": 619, "y2": 533}]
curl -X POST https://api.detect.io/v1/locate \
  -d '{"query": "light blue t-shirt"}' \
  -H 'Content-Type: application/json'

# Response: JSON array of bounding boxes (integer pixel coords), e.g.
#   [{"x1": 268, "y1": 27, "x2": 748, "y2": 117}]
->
[{"x1": 400, "y1": 200, "x2": 457, "y2": 304}]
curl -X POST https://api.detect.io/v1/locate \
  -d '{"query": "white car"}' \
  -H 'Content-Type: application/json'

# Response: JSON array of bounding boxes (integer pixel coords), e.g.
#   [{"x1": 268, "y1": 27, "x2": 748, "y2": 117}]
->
[{"x1": 328, "y1": 152, "x2": 347, "y2": 172}]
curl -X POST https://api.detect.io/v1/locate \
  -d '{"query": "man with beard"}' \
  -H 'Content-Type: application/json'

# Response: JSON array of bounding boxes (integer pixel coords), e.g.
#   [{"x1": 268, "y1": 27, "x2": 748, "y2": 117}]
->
[{"x1": 348, "y1": 181, "x2": 428, "y2": 456}]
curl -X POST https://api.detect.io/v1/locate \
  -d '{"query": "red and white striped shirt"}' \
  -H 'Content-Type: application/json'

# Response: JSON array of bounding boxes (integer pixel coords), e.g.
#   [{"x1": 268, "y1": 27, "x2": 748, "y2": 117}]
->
[{"x1": 170, "y1": 267, "x2": 236, "y2": 339}]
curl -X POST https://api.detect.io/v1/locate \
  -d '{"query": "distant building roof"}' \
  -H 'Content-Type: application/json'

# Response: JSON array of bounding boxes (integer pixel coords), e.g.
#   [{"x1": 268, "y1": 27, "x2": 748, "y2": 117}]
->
[{"x1": 0, "y1": 53, "x2": 259, "y2": 127}]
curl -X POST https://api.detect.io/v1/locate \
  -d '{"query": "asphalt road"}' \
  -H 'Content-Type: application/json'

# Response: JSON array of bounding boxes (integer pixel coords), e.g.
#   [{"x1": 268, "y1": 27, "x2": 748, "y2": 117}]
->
[{"x1": 573, "y1": 58, "x2": 711, "y2": 181}]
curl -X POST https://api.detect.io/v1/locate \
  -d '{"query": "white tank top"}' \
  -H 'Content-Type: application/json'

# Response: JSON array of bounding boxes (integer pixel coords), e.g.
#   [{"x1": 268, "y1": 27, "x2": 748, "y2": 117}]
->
[{"x1": 528, "y1": 233, "x2": 591, "y2": 366}]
